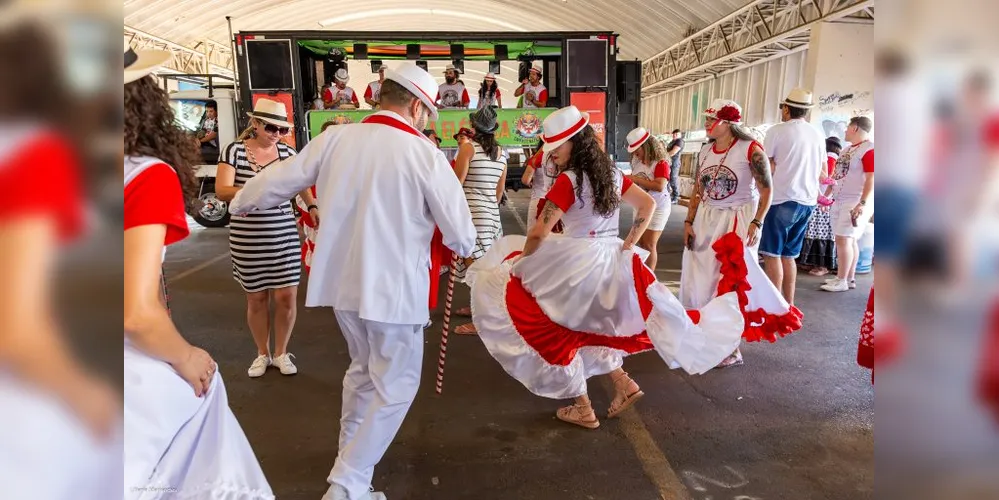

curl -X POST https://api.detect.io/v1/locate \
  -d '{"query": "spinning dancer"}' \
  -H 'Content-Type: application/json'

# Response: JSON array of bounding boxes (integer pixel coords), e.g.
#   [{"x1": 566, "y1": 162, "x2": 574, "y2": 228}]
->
[
  {"x1": 466, "y1": 106, "x2": 744, "y2": 429},
  {"x1": 680, "y1": 99, "x2": 803, "y2": 368}
]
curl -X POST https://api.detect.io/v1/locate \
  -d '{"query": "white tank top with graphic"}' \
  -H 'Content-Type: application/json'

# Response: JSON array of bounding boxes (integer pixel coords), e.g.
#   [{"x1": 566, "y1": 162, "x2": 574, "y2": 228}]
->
[
  {"x1": 696, "y1": 139, "x2": 761, "y2": 209},
  {"x1": 437, "y1": 82, "x2": 467, "y2": 108}
]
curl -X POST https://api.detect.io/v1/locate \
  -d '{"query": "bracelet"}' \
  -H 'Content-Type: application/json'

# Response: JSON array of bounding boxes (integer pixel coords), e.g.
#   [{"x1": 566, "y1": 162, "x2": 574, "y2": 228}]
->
[
  {"x1": 751, "y1": 219, "x2": 763, "y2": 228},
  {"x1": 308, "y1": 204, "x2": 319, "y2": 211},
  {"x1": 684, "y1": 220, "x2": 694, "y2": 225},
  {"x1": 858, "y1": 199, "x2": 867, "y2": 206}
]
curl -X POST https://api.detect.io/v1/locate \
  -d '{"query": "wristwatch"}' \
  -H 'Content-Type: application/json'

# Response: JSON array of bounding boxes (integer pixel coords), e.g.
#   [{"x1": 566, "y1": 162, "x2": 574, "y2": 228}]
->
[{"x1": 308, "y1": 204, "x2": 319, "y2": 212}]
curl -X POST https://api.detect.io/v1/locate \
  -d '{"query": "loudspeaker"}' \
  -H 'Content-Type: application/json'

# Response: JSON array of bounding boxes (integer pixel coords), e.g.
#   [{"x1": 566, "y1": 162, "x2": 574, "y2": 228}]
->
[
  {"x1": 370, "y1": 60, "x2": 383, "y2": 73},
  {"x1": 494, "y1": 44, "x2": 508, "y2": 60},
  {"x1": 416, "y1": 60, "x2": 428, "y2": 72},
  {"x1": 617, "y1": 60, "x2": 641, "y2": 103},
  {"x1": 451, "y1": 60, "x2": 464, "y2": 74},
  {"x1": 488, "y1": 60, "x2": 501, "y2": 74},
  {"x1": 450, "y1": 44, "x2": 464, "y2": 59},
  {"x1": 353, "y1": 43, "x2": 368, "y2": 60},
  {"x1": 407, "y1": 44, "x2": 421, "y2": 60},
  {"x1": 518, "y1": 61, "x2": 531, "y2": 82}
]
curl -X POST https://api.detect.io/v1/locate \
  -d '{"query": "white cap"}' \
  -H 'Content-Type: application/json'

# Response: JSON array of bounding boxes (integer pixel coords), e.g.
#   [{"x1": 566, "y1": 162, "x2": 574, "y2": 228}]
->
[
  {"x1": 385, "y1": 63, "x2": 441, "y2": 121},
  {"x1": 541, "y1": 106, "x2": 590, "y2": 153},
  {"x1": 625, "y1": 127, "x2": 651, "y2": 153},
  {"x1": 334, "y1": 68, "x2": 350, "y2": 83}
]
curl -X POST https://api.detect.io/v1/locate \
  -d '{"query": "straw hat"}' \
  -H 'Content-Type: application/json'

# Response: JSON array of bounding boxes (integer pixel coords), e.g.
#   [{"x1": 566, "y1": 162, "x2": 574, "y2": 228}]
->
[
  {"x1": 782, "y1": 88, "x2": 815, "y2": 109},
  {"x1": 246, "y1": 99, "x2": 293, "y2": 128},
  {"x1": 443, "y1": 64, "x2": 461, "y2": 74},
  {"x1": 484, "y1": 72, "x2": 496, "y2": 81},
  {"x1": 384, "y1": 63, "x2": 441, "y2": 120},
  {"x1": 529, "y1": 63, "x2": 543, "y2": 76},
  {"x1": 541, "y1": 106, "x2": 589, "y2": 153},
  {"x1": 124, "y1": 38, "x2": 171, "y2": 85},
  {"x1": 625, "y1": 127, "x2": 651, "y2": 153},
  {"x1": 334, "y1": 68, "x2": 350, "y2": 83}
]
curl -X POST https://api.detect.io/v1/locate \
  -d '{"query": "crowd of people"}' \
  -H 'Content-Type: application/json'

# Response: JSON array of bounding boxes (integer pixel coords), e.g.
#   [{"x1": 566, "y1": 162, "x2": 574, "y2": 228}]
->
[{"x1": 113, "y1": 33, "x2": 898, "y2": 497}]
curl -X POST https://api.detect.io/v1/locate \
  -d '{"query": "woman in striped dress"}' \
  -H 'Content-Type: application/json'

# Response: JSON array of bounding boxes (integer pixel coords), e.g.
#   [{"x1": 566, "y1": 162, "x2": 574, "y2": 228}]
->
[
  {"x1": 216, "y1": 99, "x2": 318, "y2": 378},
  {"x1": 453, "y1": 106, "x2": 508, "y2": 334}
]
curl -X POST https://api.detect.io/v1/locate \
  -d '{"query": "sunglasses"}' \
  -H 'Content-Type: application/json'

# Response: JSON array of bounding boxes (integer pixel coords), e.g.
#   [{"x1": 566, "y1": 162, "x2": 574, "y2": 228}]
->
[{"x1": 263, "y1": 123, "x2": 290, "y2": 135}]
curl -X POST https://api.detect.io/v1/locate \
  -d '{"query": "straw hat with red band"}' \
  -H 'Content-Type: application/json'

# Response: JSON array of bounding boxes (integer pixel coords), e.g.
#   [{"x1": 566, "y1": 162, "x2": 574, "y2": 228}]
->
[
  {"x1": 384, "y1": 64, "x2": 441, "y2": 121},
  {"x1": 529, "y1": 63, "x2": 543, "y2": 76},
  {"x1": 541, "y1": 106, "x2": 589, "y2": 153},
  {"x1": 625, "y1": 127, "x2": 651, "y2": 153}
]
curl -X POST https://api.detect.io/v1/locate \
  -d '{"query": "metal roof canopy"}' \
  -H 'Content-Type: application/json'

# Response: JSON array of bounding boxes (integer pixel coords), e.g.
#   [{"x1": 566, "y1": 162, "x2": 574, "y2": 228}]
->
[{"x1": 641, "y1": 0, "x2": 873, "y2": 98}]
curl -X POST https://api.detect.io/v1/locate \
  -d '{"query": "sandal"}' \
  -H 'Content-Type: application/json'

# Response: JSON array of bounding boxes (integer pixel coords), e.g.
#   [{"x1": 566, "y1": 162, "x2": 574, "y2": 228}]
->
[
  {"x1": 808, "y1": 267, "x2": 830, "y2": 277},
  {"x1": 715, "y1": 349, "x2": 744, "y2": 369},
  {"x1": 556, "y1": 403, "x2": 600, "y2": 429},
  {"x1": 456, "y1": 307, "x2": 472, "y2": 317},
  {"x1": 454, "y1": 322, "x2": 478, "y2": 335},
  {"x1": 607, "y1": 372, "x2": 645, "y2": 418}
]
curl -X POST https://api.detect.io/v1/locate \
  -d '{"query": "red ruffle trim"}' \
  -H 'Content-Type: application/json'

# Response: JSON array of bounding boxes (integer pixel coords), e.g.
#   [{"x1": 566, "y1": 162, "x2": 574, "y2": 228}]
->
[
  {"x1": 978, "y1": 301, "x2": 999, "y2": 423},
  {"x1": 712, "y1": 231, "x2": 804, "y2": 342},
  {"x1": 505, "y1": 275, "x2": 653, "y2": 366}
]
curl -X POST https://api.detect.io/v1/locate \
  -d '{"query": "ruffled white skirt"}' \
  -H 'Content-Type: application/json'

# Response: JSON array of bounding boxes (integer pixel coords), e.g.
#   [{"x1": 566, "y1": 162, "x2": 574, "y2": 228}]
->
[
  {"x1": 124, "y1": 342, "x2": 274, "y2": 499},
  {"x1": 466, "y1": 235, "x2": 744, "y2": 400}
]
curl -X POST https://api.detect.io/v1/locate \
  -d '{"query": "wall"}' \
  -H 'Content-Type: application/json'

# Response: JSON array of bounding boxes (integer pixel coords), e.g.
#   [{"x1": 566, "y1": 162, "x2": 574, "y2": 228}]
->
[
  {"x1": 804, "y1": 22, "x2": 875, "y2": 140},
  {"x1": 640, "y1": 49, "x2": 808, "y2": 134}
]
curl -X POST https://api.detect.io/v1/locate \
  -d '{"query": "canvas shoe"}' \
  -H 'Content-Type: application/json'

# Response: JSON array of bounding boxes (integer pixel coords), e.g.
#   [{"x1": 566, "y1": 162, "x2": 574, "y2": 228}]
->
[
  {"x1": 272, "y1": 353, "x2": 298, "y2": 375},
  {"x1": 821, "y1": 278, "x2": 850, "y2": 292},
  {"x1": 247, "y1": 354, "x2": 271, "y2": 378}
]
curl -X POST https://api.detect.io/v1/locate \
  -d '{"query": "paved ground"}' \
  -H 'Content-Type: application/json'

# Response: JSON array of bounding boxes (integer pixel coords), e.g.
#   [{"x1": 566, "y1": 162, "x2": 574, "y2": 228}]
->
[{"x1": 159, "y1": 190, "x2": 874, "y2": 500}]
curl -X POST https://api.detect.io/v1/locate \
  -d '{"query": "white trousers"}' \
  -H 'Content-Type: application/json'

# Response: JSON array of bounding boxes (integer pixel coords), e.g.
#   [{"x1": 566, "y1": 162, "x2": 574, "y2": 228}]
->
[{"x1": 328, "y1": 311, "x2": 423, "y2": 500}]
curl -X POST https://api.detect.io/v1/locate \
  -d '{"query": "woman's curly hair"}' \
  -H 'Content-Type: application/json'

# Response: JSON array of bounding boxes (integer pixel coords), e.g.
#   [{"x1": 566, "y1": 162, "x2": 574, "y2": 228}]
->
[
  {"x1": 124, "y1": 76, "x2": 199, "y2": 205},
  {"x1": 563, "y1": 125, "x2": 619, "y2": 217},
  {"x1": 637, "y1": 135, "x2": 668, "y2": 164}
]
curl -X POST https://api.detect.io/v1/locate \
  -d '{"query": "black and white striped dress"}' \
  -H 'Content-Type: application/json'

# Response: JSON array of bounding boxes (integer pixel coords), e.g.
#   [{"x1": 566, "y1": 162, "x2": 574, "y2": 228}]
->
[
  {"x1": 454, "y1": 142, "x2": 507, "y2": 281},
  {"x1": 222, "y1": 141, "x2": 301, "y2": 293}
]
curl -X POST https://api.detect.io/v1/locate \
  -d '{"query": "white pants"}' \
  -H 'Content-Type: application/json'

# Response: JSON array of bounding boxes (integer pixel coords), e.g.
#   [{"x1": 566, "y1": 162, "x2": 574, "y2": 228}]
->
[{"x1": 329, "y1": 311, "x2": 423, "y2": 500}]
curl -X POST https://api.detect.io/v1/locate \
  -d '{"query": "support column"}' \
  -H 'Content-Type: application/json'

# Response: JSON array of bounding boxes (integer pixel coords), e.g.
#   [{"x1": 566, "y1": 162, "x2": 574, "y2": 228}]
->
[{"x1": 803, "y1": 22, "x2": 875, "y2": 140}]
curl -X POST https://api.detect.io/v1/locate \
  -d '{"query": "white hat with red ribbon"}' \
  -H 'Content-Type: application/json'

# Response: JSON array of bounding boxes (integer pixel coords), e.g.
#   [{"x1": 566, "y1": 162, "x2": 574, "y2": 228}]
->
[
  {"x1": 625, "y1": 127, "x2": 651, "y2": 153},
  {"x1": 385, "y1": 63, "x2": 441, "y2": 120},
  {"x1": 541, "y1": 105, "x2": 589, "y2": 153},
  {"x1": 714, "y1": 99, "x2": 743, "y2": 124}
]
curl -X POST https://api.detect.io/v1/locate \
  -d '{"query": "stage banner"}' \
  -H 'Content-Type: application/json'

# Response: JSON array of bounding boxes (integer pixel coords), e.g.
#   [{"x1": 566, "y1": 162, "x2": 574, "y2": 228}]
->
[
  {"x1": 570, "y1": 92, "x2": 607, "y2": 151},
  {"x1": 307, "y1": 108, "x2": 555, "y2": 148},
  {"x1": 252, "y1": 92, "x2": 297, "y2": 149}
]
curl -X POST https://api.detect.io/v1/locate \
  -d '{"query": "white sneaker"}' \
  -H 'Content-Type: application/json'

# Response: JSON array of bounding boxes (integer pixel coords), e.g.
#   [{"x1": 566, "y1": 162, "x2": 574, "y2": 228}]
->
[
  {"x1": 321, "y1": 484, "x2": 386, "y2": 500},
  {"x1": 820, "y1": 278, "x2": 850, "y2": 292},
  {"x1": 247, "y1": 354, "x2": 271, "y2": 378},
  {"x1": 272, "y1": 353, "x2": 298, "y2": 375}
]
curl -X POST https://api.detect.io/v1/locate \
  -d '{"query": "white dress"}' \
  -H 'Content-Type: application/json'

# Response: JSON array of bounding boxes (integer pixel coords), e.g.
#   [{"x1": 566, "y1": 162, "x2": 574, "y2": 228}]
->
[
  {"x1": 467, "y1": 169, "x2": 745, "y2": 399},
  {"x1": 680, "y1": 140, "x2": 803, "y2": 343},
  {"x1": 124, "y1": 157, "x2": 273, "y2": 499}
]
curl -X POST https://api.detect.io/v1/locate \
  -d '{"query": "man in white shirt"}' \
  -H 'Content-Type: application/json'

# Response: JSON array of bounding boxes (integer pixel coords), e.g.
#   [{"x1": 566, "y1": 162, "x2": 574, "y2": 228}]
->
[
  {"x1": 515, "y1": 63, "x2": 548, "y2": 109},
  {"x1": 229, "y1": 64, "x2": 476, "y2": 500},
  {"x1": 364, "y1": 64, "x2": 385, "y2": 109},
  {"x1": 760, "y1": 88, "x2": 826, "y2": 305}
]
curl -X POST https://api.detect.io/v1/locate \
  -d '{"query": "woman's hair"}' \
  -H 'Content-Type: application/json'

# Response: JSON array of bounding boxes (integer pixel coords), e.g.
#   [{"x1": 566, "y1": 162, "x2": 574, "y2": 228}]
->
[
  {"x1": 825, "y1": 137, "x2": 843, "y2": 155},
  {"x1": 637, "y1": 136, "x2": 667, "y2": 163},
  {"x1": 237, "y1": 120, "x2": 257, "y2": 141},
  {"x1": 474, "y1": 131, "x2": 501, "y2": 162},
  {"x1": 727, "y1": 122, "x2": 758, "y2": 143},
  {"x1": 564, "y1": 126, "x2": 619, "y2": 217},
  {"x1": 478, "y1": 80, "x2": 498, "y2": 101},
  {"x1": 0, "y1": 22, "x2": 71, "y2": 128},
  {"x1": 124, "y1": 76, "x2": 198, "y2": 203}
]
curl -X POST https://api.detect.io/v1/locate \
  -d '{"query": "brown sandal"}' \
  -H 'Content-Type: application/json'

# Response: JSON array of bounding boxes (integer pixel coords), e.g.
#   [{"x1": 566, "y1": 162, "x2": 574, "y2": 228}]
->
[
  {"x1": 456, "y1": 307, "x2": 472, "y2": 317},
  {"x1": 607, "y1": 372, "x2": 644, "y2": 419},
  {"x1": 556, "y1": 403, "x2": 600, "y2": 429},
  {"x1": 454, "y1": 322, "x2": 478, "y2": 335}
]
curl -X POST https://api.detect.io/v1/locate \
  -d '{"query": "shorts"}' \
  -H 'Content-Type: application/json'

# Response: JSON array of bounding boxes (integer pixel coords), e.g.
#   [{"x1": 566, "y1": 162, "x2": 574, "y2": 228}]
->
[
  {"x1": 759, "y1": 201, "x2": 815, "y2": 259},
  {"x1": 873, "y1": 186, "x2": 916, "y2": 259},
  {"x1": 831, "y1": 200, "x2": 872, "y2": 239},
  {"x1": 648, "y1": 203, "x2": 671, "y2": 231}
]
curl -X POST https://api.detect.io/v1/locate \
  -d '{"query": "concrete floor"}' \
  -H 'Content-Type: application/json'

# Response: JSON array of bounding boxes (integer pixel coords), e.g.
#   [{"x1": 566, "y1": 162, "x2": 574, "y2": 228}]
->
[{"x1": 162, "y1": 190, "x2": 874, "y2": 500}]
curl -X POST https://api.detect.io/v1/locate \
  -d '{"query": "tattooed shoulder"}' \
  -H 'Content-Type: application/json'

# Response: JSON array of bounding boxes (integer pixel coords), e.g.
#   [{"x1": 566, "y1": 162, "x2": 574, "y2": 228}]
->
[
  {"x1": 541, "y1": 200, "x2": 559, "y2": 224},
  {"x1": 750, "y1": 148, "x2": 772, "y2": 188}
]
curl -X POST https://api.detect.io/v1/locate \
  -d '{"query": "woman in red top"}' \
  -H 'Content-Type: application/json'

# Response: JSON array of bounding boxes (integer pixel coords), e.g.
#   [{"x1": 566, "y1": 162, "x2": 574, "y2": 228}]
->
[{"x1": 123, "y1": 45, "x2": 272, "y2": 497}]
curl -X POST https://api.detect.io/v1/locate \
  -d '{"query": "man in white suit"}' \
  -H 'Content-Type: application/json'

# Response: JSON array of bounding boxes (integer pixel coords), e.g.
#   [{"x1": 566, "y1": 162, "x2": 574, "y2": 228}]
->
[{"x1": 230, "y1": 64, "x2": 476, "y2": 500}]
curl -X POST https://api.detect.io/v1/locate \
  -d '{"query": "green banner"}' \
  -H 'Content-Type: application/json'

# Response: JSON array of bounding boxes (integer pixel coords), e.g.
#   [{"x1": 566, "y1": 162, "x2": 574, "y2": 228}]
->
[{"x1": 307, "y1": 108, "x2": 555, "y2": 148}]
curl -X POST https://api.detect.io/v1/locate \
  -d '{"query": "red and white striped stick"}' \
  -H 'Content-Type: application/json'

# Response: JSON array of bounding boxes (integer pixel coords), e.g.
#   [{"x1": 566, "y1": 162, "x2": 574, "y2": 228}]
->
[{"x1": 436, "y1": 255, "x2": 460, "y2": 395}]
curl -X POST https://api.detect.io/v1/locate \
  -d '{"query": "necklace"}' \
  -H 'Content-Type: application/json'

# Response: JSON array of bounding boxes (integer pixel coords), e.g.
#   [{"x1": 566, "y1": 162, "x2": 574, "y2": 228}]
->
[{"x1": 245, "y1": 142, "x2": 278, "y2": 172}]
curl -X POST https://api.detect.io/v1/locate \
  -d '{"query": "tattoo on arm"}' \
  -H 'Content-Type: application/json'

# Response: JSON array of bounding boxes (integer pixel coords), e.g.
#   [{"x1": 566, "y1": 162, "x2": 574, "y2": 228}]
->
[
  {"x1": 541, "y1": 200, "x2": 557, "y2": 225},
  {"x1": 750, "y1": 150, "x2": 772, "y2": 189},
  {"x1": 632, "y1": 216, "x2": 647, "y2": 228}
]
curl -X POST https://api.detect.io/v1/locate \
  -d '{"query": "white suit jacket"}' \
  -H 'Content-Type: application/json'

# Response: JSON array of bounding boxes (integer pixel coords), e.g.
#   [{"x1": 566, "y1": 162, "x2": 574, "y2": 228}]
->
[{"x1": 230, "y1": 111, "x2": 476, "y2": 325}]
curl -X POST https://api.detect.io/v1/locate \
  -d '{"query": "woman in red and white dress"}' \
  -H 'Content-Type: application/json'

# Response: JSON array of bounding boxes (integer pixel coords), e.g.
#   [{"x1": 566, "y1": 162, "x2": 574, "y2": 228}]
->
[
  {"x1": 468, "y1": 106, "x2": 744, "y2": 429},
  {"x1": 124, "y1": 46, "x2": 272, "y2": 498},
  {"x1": 624, "y1": 127, "x2": 672, "y2": 272},
  {"x1": 680, "y1": 100, "x2": 802, "y2": 368}
]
